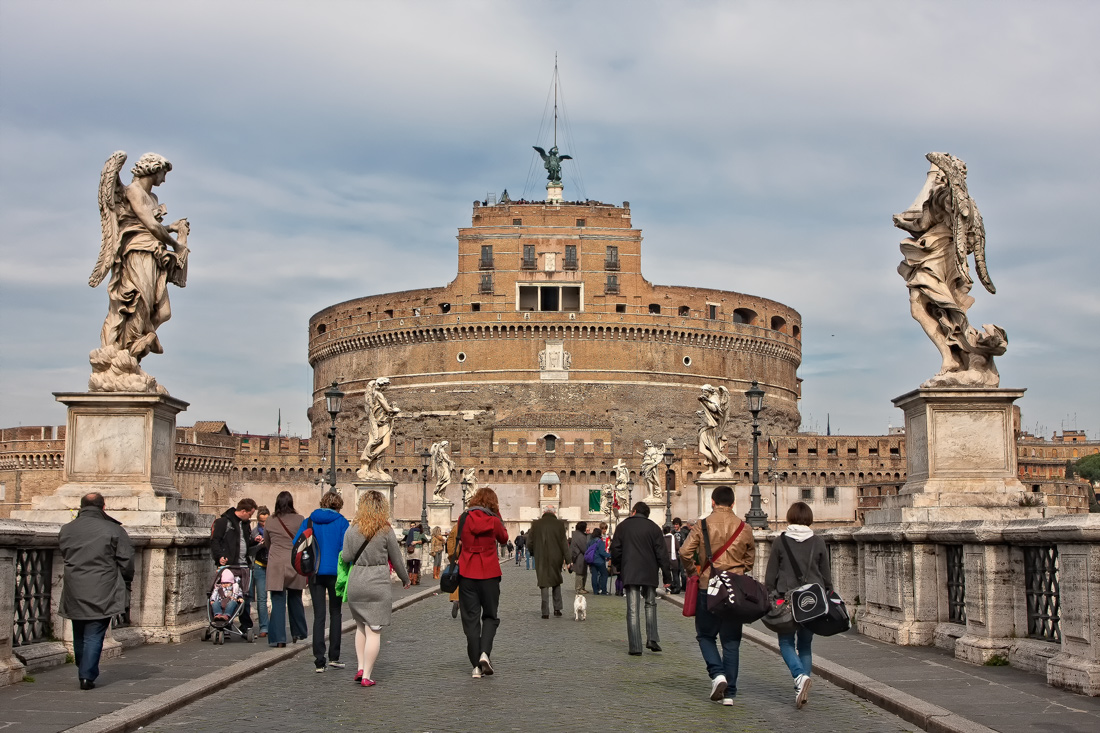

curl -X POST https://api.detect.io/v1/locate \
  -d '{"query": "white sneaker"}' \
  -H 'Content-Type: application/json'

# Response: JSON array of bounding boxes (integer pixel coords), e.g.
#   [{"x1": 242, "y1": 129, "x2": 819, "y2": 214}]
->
[
  {"x1": 795, "y1": 674, "x2": 812, "y2": 709},
  {"x1": 709, "y1": 674, "x2": 728, "y2": 701},
  {"x1": 721, "y1": 697, "x2": 734, "y2": 706},
  {"x1": 472, "y1": 666, "x2": 482, "y2": 679},
  {"x1": 478, "y1": 652, "x2": 494, "y2": 675}
]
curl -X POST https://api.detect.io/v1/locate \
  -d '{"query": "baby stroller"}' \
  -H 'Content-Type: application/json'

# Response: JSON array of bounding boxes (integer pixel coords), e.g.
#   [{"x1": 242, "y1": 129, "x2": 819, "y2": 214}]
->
[{"x1": 202, "y1": 564, "x2": 255, "y2": 645}]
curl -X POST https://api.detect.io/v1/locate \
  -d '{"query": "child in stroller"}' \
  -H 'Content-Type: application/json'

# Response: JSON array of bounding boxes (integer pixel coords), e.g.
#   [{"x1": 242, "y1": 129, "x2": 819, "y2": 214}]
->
[{"x1": 204, "y1": 564, "x2": 254, "y2": 644}]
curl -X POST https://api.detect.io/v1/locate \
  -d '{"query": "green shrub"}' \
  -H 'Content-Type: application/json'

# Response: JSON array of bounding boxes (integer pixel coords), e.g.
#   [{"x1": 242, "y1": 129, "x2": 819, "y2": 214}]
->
[{"x1": 984, "y1": 654, "x2": 1009, "y2": 667}]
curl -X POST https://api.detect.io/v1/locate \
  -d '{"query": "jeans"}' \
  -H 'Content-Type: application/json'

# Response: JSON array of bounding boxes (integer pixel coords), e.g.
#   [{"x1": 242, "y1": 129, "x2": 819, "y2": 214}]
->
[
  {"x1": 212, "y1": 599, "x2": 239, "y2": 618},
  {"x1": 268, "y1": 588, "x2": 307, "y2": 645},
  {"x1": 251, "y1": 565, "x2": 268, "y2": 632},
  {"x1": 525, "y1": 551, "x2": 532, "y2": 570},
  {"x1": 778, "y1": 626, "x2": 814, "y2": 678},
  {"x1": 589, "y1": 563, "x2": 608, "y2": 594},
  {"x1": 694, "y1": 589, "x2": 743, "y2": 692},
  {"x1": 459, "y1": 576, "x2": 500, "y2": 666},
  {"x1": 625, "y1": 585, "x2": 659, "y2": 653},
  {"x1": 309, "y1": 574, "x2": 342, "y2": 668},
  {"x1": 540, "y1": 585, "x2": 563, "y2": 616},
  {"x1": 71, "y1": 618, "x2": 111, "y2": 682}
]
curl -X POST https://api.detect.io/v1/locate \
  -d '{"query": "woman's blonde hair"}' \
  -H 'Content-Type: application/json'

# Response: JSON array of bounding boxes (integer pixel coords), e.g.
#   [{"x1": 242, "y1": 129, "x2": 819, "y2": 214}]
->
[{"x1": 354, "y1": 490, "x2": 390, "y2": 540}]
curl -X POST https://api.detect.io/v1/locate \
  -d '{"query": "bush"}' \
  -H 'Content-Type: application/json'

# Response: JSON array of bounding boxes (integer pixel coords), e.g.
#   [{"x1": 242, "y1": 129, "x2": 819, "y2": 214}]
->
[{"x1": 984, "y1": 654, "x2": 1009, "y2": 667}]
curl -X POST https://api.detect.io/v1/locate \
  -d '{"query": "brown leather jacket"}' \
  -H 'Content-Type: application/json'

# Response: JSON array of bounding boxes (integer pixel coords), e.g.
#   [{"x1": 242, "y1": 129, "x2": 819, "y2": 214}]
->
[{"x1": 679, "y1": 506, "x2": 755, "y2": 586}]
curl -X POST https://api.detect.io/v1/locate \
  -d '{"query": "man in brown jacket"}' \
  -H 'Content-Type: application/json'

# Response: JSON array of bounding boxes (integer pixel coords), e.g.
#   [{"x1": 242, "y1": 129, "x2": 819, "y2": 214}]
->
[{"x1": 679, "y1": 486, "x2": 755, "y2": 706}]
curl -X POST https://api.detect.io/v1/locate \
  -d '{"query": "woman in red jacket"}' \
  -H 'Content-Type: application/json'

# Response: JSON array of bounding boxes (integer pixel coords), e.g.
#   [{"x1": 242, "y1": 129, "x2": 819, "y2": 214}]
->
[{"x1": 447, "y1": 487, "x2": 508, "y2": 678}]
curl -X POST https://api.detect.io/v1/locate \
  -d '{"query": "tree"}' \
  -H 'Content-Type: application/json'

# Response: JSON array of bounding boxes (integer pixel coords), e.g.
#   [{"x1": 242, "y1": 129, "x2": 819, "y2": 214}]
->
[{"x1": 1076, "y1": 454, "x2": 1100, "y2": 484}]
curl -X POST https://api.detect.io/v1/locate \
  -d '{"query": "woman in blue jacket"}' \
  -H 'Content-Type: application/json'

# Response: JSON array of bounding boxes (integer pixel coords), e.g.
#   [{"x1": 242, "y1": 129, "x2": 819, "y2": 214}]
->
[
  {"x1": 296, "y1": 491, "x2": 350, "y2": 672},
  {"x1": 587, "y1": 527, "x2": 611, "y2": 595}
]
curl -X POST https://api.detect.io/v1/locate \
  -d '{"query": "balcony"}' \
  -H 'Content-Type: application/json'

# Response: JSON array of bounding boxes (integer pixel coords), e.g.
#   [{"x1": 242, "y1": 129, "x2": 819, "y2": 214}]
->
[
  {"x1": 479, "y1": 274, "x2": 493, "y2": 294},
  {"x1": 604, "y1": 258, "x2": 619, "y2": 271},
  {"x1": 563, "y1": 257, "x2": 579, "y2": 271},
  {"x1": 479, "y1": 258, "x2": 494, "y2": 270},
  {"x1": 521, "y1": 257, "x2": 537, "y2": 270}
]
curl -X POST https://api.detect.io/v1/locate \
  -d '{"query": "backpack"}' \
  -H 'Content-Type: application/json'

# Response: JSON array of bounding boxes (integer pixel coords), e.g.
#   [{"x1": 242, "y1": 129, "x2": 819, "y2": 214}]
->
[
  {"x1": 584, "y1": 540, "x2": 600, "y2": 564},
  {"x1": 292, "y1": 518, "x2": 317, "y2": 577}
]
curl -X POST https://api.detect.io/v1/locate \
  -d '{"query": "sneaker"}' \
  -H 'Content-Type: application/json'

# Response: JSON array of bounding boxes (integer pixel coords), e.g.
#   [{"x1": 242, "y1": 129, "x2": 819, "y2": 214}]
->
[
  {"x1": 721, "y1": 697, "x2": 734, "y2": 706},
  {"x1": 795, "y1": 675, "x2": 812, "y2": 709},
  {"x1": 314, "y1": 667, "x2": 324, "y2": 673},
  {"x1": 472, "y1": 666, "x2": 482, "y2": 679},
  {"x1": 709, "y1": 675, "x2": 728, "y2": 702},
  {"x1": 328, "y1": 661, "x2": 346, "y2": 669},
  {"x1": 452, "y1": 601, "x2": 460, "y2": 619},
  {"x1": 478, "y1": 652, "x2": 494, "y2": 675}
]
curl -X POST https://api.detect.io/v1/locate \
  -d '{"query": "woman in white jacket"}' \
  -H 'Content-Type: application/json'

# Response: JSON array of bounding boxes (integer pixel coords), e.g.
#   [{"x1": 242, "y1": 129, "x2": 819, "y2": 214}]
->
[{"x1": 764, "y1": 502, "x2": 833, "y2": 709}]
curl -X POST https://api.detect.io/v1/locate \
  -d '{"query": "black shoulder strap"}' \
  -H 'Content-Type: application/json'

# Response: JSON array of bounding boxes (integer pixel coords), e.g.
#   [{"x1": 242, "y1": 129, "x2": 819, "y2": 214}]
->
[
  {"x1": 701, "y1": 518, "x2": 713, "y2": 565},
  {"x1": 780, "y1": 534, "x2": 808, "y2": 584},
  {"x1": 454, "y1": 511, "x2": 469, "y2": 555}
]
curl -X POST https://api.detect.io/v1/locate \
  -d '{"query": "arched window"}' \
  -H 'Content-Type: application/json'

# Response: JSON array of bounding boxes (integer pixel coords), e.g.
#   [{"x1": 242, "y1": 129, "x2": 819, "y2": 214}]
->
[
  {"x1": 733, "y1": 308, "x2": 757, "y2": 325},
  {"x1": 544, "y1": 434, "x2": 558, "y2": 452},
  {"x1": 770, "y1": 315, "x2": 787, "y2": 332}
]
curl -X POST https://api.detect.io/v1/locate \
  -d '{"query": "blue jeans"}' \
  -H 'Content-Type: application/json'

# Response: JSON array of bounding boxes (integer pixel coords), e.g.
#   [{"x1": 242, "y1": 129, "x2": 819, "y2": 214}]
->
[
  {"x1": 71, "y1": 618, "x2": 111, "y2": 682},
  {"x1": 268, "y1": 589, "x2": 307, "y2": 645},
  {"x1": 694, "y1": 590, "x2": 743, "y2": 692},
  {"x1": 778, "y1": 627, "x2": 814, "y2": 678},
  {"x1": 251, "y1": 565, "x2": 268, "y2": 632},
  {"x1": 525, "y1": 550, "x2": 532, "y2": 570},
  {"x1": 212, "y1": 598, "x2": 240, "y2": 618},
  {"x1": 589, "y1": 563, "x2": 608, "y2": 594}
]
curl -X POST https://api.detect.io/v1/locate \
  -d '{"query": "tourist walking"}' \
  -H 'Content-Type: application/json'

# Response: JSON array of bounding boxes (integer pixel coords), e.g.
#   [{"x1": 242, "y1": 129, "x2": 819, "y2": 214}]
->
[
  {"x1": 210, "y1": 497, "x2": 258, "y2": 630},
  {"x1": 765, "y1": 501, "x2": 833, "y2": 709},
  {"x1": 663, "y1": 525, "x2": 683, "y2": 594},
  {"x1": 679, "y1": 486, "x2": 755, "y2": 706},
  {"x1": 514, "y1": 531, "x2": 527, "y2": 566},
  {"x1": 405, "y1": 521, "x2": 425, "y2": 585},
  {"x1": 569, "y1": 521, "x2": 589, "y2": 594},
  {"x1": 429, "y1": 526, "x2": 446, "y2": 580},
  {"x1": 610, "y1": 502, "x2": 671, "y2": 656},
  {"x1": 341, "y1": 490, "x2": 410, "y2": 687},
  {"x1": 587, "y1": 527, "x2": 611, "y2": 595},
  {"x1": 250, "y1": 506, "x2": 269, "y2": 637},
  {"x1": 448, "y1": 487, "x2": 508, "y2": 678},
  {"x1": 527, "y1": 505, "x2": 569, "y2": 618},
  {"x1": 297, "y1": 491, "x2": 350, "y2": 672},
  {"x1": 57, "y1": 493, "x2": 135, "y2": 690},
  {"x1": 672, "y1": 517, "x2": 689, "y2": 592},
  {"x1": 264, "y1": 491, "x2": 308, "y2": 648}
]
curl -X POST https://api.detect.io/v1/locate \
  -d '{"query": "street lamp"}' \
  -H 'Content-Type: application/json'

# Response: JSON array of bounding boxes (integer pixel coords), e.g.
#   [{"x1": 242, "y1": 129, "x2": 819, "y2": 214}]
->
[
  {"x1": 419, "y1": 448, "x2": 431, "y2": 541},
  {"x1": 663, "y1": 447, "x2": 675, "y2": 527},
  {"x1": 324, "y1": 381, "x2": 344, "y2": 493},
  {"x1": 745, "y1": 380, "x2": 769, "y2": 529},
  {"x1": 627, "y1": 479, "x2": 635, "y2": 509}
]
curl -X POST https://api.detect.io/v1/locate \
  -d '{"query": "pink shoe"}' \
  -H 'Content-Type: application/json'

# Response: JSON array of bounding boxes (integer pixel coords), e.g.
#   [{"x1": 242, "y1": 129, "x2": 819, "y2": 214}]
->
[
  {"x1": 354, "y1": 670, "x2": 363, "y2": 682},
  {"x1": 360, "y1": 678, "x2": 376, "y2": 687}
]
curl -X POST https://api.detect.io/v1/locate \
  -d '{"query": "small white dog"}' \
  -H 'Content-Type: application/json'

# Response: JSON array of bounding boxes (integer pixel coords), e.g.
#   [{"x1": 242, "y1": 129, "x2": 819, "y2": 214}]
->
[{"x1": 573, "y1": 593, "x2": 587, "y2": 621}]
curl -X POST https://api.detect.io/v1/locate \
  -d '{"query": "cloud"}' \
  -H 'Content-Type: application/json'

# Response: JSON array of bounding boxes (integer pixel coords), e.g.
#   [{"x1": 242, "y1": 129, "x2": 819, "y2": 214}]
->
[{"x1": 1, "y1": 1, "x2": 1097, "y2": 441}]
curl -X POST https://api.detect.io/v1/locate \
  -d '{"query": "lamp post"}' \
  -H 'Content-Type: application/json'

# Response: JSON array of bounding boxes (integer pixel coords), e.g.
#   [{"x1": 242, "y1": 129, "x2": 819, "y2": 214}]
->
[
  {"x1": 662, "y1": 447, "x2": 675, "y2": 527},
  {"x1": 419, "y1": 449, "x2": 431, "y2": 539},
  {"x1": 745, "y1": 380, "x2": 769, "y2": 528},
  {"x1": 324, "y1": 381, "x2": 344, "y2": 493},
  {"x1": 627, "y1": 479, "x2": 635, "y2": 510},
  {"x1": 771, "y1": 449, "x2": 780, "y2": 520}
]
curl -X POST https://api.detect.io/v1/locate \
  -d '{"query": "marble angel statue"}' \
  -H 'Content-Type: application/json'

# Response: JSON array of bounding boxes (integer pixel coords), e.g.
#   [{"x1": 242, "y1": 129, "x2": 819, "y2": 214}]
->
[
  {"x1": 429, "y1": 440, "x2": 456, "y2": 501},
  {"x1": 460, "y1": 467, "x2": 478, "y2": 507},
  {"x1": 697, "y1": 384, "x2": 731, "y2": 474},
  {"x1": 357, "y1": 378, "x2": 400, "y2": 480},
  {"x1": 893, "y1": 152, "x2": 1006, "y2": 387},
  {"x1": 637, "y1": 440, "x2": 666, "y2": 500},
  {"x1": 89, "y1": 151, "x2": 189, "y2": 392}
]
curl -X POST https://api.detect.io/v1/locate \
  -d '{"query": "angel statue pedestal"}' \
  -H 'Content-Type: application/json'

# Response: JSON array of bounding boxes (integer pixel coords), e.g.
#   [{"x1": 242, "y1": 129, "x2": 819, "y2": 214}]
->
[
  {"x1": 12, "y1": 392, "x2": 204, "y2": 527},
  {"x1": 353, "y1": 478, "x2": 397, "y2": 518},
  {"x1": 694, "y1": 473, "x2": 737, "y2": 521},
  {"x1": 428, "y1": 501, "x2": 455, "y2": 532},
  {"x1": 864, "y1": 387, "x2": 1052, "y2": 525}
]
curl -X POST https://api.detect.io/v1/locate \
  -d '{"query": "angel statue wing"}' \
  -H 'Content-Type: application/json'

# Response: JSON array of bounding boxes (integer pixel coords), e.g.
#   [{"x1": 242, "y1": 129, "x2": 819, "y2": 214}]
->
[
  {"x1": 90, "y1": 151, "x2": 127, "y2": 288},
  {"x1": 559, "y1": 154, "x2": 573, "y2": 161},
  {"x1": 429, "y1": 441, "x2": 443, "y2": 475},
  {"x1": 926, "y1": 152, "x2": 994, "y2": 294},
  {"x1": 532, "y1": 146, "x2": 548, "y2": 160}
]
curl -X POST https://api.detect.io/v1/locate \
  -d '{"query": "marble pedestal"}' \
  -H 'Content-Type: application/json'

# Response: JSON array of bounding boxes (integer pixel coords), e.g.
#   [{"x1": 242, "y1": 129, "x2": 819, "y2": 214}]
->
[
  {"x1": 644, "y1": 497, "x2": 670, "y2": 529},
  {"x1": 353, "y1": 478, "x2": 397, "y2": 518},
  {"x1": 546, "y1": 182, "x2": 563, "y2": 202},
  {"x1": 694, "y1": 473, "x2": 738, "y2": 520},
  {"x1": 428, "y1": 501, "x2": 455, "y2": 531},
  {"x1": 12, "y1": 392, "x2": 205, "y2": 527},
  {"x1": 865, "y1": 387, "x2": 1040, "y2": 525}
]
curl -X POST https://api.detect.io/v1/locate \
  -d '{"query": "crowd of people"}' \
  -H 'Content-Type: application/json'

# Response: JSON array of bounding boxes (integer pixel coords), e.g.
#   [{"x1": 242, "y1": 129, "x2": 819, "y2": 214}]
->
[{"x1": 56, "y1": 486, "x2": 831, "y2": 709}]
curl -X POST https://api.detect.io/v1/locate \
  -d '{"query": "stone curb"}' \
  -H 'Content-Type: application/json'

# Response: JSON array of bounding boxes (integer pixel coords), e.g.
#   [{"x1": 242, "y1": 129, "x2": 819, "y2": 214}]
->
[
  {"x1": 658, "y1": 593, "x2": 996, "y2": 733},
  {"x1": 65, "y1": 585, "x2": 441, "y2": 733}
]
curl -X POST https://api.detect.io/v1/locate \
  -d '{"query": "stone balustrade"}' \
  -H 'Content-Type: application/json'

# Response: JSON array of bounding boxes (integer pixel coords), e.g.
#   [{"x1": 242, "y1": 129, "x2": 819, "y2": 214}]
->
[
  {"x1": 1, "y1": 519, "x2": 214, "y2": 686},
  {"x1": 752, "y1": 513, "x2": 1100, "y2": 696}
]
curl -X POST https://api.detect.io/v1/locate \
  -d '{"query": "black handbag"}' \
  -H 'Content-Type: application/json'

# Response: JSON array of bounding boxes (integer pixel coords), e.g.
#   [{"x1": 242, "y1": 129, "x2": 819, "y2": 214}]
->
[
  {"x1": 781, "y1": 535, "x2": 850, "y2": 635},
  {"x1": 439, "y1": 512, "x2": 468, "y2": 594},
  {"x1": 701, "y1": 519, "x2": 769, "y2": 624},
  {"x1": 805, "y1": 589, "x2": 851, "y2": 636},
  {"x1": 762, "y1": 591, "x2": 797, "y2": 633}
]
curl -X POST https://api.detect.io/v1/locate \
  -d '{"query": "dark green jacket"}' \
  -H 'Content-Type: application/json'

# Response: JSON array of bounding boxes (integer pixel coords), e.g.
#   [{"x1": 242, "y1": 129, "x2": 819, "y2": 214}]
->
[
  {"x1": 527, "y1": 512, "x2": 569, "y2": 589},
  {"x1": 58, "y1": 506, "x2": 135, "y2": 620}
]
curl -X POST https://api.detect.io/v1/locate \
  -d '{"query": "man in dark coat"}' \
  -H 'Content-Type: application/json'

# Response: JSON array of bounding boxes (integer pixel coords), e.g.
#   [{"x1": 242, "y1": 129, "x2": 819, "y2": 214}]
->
[
  {"x1": 210, "y1": 498, "x2": 258, "y2": 629},
  {"x1": 58, "y1": 493, "x2": 135, "y2": 690},
  {"x1": 610, "y1": 502, "x2": 671, "y2": 656},
  {"x1": 569, "y1": 521, "x2": 589, "y2": 594},
  {"x1": 527, "y1": 507, "x2": 569, "y2": 618}
]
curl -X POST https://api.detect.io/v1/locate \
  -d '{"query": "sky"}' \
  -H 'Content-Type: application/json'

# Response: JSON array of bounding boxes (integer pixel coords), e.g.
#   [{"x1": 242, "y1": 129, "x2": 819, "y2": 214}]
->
[{"x1": 1, "y1": 1, "x2": 1097, "y2": 441}]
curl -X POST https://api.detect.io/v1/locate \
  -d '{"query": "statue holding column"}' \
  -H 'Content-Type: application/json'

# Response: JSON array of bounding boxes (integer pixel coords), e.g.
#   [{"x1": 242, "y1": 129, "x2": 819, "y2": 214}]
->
[
  {"x1": 357, "y1": 377, "x2": 400, "y2": 481},
  {"x1": 637, "y1": 440, "x2": 666, "y2": 501},
  {"x1": 697, "y1": 384, "x2": 731, "y2": 475},
  {"x1": 894, "y1": 152, "x2": 1006, "y2": 388}
]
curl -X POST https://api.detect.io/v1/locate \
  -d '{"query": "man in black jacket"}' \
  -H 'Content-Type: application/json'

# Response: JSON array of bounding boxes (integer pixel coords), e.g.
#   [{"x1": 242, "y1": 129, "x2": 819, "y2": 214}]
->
[
  {"x1": 610, "y1": 502, "x2": 671, "y2": 656},
  {"x1": 210, "y1": 498, "x2": 258, "y2": 628}
]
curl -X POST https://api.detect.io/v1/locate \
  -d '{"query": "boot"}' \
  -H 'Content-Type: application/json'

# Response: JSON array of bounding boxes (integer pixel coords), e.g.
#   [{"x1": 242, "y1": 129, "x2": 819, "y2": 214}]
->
[
  {"x1": 411, "y1": 572, "x2": 419, "y2": 585},
  {"x1": 434, "y1": 567, "x2": 441, "y2": 580}
]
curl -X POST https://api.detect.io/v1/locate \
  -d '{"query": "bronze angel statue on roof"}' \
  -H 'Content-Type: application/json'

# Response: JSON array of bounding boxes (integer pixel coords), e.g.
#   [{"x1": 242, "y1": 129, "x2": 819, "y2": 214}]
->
[
  {"x1": 893, "y1": 153, "x2": 1006, "y2": 388},
  {"x1": 532, "y1": 145, "x2": 572, "y2": 184},
  {"x1": 89, "y1": 151, "x2": 189, "y2": 392}
]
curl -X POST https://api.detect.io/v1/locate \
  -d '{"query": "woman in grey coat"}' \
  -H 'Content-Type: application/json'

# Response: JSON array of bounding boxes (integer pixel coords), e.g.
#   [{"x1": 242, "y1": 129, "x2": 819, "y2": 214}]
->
[{"x1": 341, "y1": 490, "x2": 410, "y2": 686}]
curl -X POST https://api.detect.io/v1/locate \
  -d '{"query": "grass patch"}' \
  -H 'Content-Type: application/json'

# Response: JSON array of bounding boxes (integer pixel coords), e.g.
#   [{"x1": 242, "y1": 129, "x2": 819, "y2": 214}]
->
[
  {"x1": 984, "y1": 654, "x2": 1009, "y2": 666},
  {"x1": 65, "y1": 653, "x2": 75, "y2": 664},
  {"x1": 22, "y1": 674, "x2": 35, "y2": 683}
]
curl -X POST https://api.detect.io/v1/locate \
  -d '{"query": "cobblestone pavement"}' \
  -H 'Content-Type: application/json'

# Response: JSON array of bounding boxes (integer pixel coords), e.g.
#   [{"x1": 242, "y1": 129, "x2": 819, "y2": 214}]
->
[
  {"x1": 149, "y1": 564, "x2": 916, "y2": 733},
  {"x1": 0, "y1": 580, "x2": 431, "y2": 733}
]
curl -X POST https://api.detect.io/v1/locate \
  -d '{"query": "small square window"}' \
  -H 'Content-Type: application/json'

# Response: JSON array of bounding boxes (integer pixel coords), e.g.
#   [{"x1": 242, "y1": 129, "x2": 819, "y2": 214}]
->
[
  {"x1": 801, "y1": 487, "x2": 814, "y2": 501},
  {"x1": 576, "y1": 218, "x2": 586, "y2": 227},
  {"x1": 788, "y1": 447, "x2": 798, "y2": 455},
  {"x1": 869, "y1": 447, "x2": 879, "y2": 455},
  {"x1": 615, "y1": 304, "x2": 626, "y2": 313},
  {"x1": 848, "y1": 448, "x2": 857, "y2": 455},
  {"x1": 827, "y1": 447, "x2": 837, "y2": 456},
  {"x1": 825, "y1": 486, "x2": 837, "y2": 500},
  {"x1": 890, "y1": 447, "x2": 900, "y2": 455},
  {"x1": 471, "y1": 302, "x2": 481, "y2": 312},
  {"x1": 513, "y1": 218, "x2": 522, "y2": 226},
  {"x1": 707, "y1": 304, "x2": 717, "y2": 319}
]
